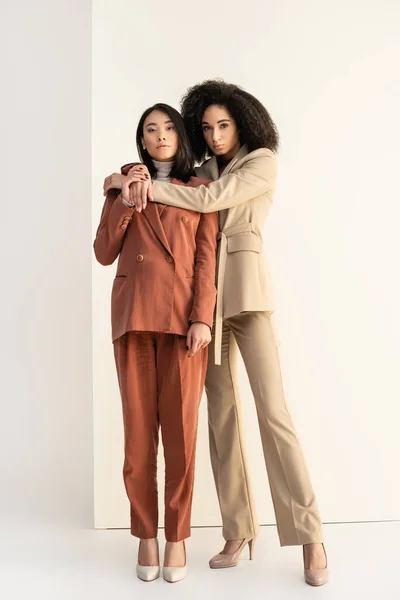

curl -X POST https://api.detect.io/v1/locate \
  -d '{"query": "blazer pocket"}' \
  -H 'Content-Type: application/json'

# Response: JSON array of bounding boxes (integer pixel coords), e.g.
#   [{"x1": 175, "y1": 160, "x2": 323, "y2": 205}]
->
[
  {"x1": 227, "y1": 232, "x2": 262, "y2": 254},
  {"x1": 115, "y1": 274, "x2": 127, "y2": 278}
]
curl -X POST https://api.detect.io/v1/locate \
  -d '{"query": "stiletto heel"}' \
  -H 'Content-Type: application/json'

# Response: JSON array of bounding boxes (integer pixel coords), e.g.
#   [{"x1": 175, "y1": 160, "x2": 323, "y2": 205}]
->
[
  {"x1": 163, "y1": 540, "x2": 187, "y2": 583},
  {"x1": 248, "y1": 538, "x2": 255, "y2": 560},
  {"x1": 303, "y1": 543, "x2": 328, "y2": 587},
  {"x1": 209, "y1": 536, "x2": 257, "y2": 569},
  {"x1": 136, "y1": 540, "x2": 160, "y2": 582}
]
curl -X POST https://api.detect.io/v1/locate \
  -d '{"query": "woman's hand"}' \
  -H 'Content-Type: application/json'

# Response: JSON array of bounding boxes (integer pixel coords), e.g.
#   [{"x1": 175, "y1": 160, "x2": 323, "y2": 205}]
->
[
  {"x1": 103, "y1": 165, "x2": 149, "y2": 197},
  {"x1": 126, "y1": 174, "x2": 153, "y2": 212},
  {"x1": 121, "y1": 177, "x2": 150, "y2": 210},
  {"x1": 186, "y1": 322, "x2": 212, "y2": 357},
  {"x1": 103, "y1": 173, "x2": 126, "y2": 195},
  {"x1": 127, "y1": 164, "x2": 150, "y2": 179},
  {"x1": 118, "y1": 164, "x2": 152, "y2": 211}
]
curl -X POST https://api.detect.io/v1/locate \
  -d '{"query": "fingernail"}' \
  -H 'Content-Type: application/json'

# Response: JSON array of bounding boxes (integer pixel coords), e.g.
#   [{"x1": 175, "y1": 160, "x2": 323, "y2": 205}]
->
[{"x1": 144, "y1": 174, "x2": 149, "y2": 179}]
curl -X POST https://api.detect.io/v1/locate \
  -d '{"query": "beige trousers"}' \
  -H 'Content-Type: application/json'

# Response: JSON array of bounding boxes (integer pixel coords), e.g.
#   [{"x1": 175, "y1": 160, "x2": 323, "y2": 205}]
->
[{"x1": 205, "y1": 311, "x2": 323, "y2": 546}]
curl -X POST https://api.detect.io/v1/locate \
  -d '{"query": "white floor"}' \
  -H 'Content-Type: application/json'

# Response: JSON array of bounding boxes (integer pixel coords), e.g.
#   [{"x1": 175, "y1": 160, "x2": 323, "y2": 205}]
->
[{"x1": 1, "y1": 521, "x2": 399, "y2": 600}]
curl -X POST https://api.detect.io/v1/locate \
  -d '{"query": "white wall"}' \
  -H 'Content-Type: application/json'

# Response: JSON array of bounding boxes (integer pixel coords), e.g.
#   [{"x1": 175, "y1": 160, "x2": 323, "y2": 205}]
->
[
  {"x1": 1, "y1": 1, "x2": 93, "y2": 527},
  {"x1": 91, "y1": 0, "x2": 400, "y2": 528}
]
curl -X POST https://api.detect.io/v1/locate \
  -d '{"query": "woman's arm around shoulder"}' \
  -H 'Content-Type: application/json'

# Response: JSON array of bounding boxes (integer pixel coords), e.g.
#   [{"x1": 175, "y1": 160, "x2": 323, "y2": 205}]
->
[{"x1": 151, "y1": 149, "x2": 277, "y2": 213}]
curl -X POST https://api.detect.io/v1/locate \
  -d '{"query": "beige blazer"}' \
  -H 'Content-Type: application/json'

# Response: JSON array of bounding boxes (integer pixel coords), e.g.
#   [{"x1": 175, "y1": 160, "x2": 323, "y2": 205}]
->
[{"x1": 150, "y1": 145, "x2": 278, "y2": 364}]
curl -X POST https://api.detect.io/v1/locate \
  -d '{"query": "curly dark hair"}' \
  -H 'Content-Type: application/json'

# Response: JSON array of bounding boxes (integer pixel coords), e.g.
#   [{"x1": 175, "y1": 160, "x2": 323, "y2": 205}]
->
[{"x1": 180, "y1": 79, "x2": 279, "y2": 163}]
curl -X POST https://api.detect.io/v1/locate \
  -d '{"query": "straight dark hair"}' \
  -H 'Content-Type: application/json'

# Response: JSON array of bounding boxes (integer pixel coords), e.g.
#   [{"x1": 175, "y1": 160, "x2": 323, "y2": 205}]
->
[{"x1": 136, "y1": 103, "x2": 195, "y2": 183}]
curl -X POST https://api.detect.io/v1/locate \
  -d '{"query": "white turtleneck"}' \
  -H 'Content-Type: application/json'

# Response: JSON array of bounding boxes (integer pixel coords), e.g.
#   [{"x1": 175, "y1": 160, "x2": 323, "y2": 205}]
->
[{"x1": 152, "y1": 159, "x2": 174, "y2": 183}]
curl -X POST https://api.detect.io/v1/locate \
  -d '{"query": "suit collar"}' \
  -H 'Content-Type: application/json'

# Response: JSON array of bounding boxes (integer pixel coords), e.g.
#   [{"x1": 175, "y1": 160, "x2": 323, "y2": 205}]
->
[
  {"x1": 203, "y1": 155, "x2": 220, "y2": 181},
  {"x1": 203, "y1": 144, "x2": 249, "y2": 180},
  {"x1": 142, "y1": 203, "x2": 172, "y2": 256},
  {"x1": 222, "y1": 144, "x2": 249, "y2": 174}
]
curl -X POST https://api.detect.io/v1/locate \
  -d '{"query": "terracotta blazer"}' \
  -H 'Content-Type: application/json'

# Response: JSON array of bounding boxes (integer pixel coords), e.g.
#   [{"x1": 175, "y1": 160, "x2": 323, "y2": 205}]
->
[{"x1": 93, "y1": 174, "x2": 218, "y2": 342}]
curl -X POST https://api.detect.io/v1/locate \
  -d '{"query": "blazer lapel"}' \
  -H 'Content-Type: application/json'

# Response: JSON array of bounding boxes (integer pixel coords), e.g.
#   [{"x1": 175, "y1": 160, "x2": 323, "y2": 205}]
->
[
  {"x1": 199, "y1": 144, "x2": 249, "y2": 179},
  {"x1": 199, "y1": 155, "x2": 220, "y2": 181},
  {"x1": 222, "y1": 144, "x2": 249, "y2": 175},
  {"x1": 207, "y1": 155, "x2": 220, "y2": 181},
  {"x1": 143, "y1": 203, "x2": 173, "y2": 256}
]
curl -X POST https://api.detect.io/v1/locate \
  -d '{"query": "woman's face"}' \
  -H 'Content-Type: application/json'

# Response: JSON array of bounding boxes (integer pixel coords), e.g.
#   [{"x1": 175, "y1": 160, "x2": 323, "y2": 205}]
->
[
  {"x1": 201, "y1": 105, "x2": 241, "y2": 161},
  {"x1": 142, "y1": 110, "x2": 179, "y2": 162}
]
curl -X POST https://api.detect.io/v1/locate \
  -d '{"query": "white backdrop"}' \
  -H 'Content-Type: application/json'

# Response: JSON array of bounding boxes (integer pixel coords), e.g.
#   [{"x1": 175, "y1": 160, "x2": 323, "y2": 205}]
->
[
  {"x1": 1, "y1": 0, "x2": 92, "y2": 528},
  {"x1": 92, "y1": 0, "x2": 400, "y2": 528}
]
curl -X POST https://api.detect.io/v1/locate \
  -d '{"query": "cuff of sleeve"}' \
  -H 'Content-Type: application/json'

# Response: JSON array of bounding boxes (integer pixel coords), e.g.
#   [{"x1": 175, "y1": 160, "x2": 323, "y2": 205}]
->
[
  {"x1": 190, "y1": 320, "x2": 211, "y2": 328},
  {"x1": 189, "y1": 314, "x2": 213, "y2": 330},
  {"x1": 121, "y1": 198, "x2": 135, "y2": 209}
]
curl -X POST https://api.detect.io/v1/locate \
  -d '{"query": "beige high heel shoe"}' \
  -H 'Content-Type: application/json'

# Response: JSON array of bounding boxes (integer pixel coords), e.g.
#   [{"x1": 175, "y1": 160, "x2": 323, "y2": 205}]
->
[
  {"x1": 136, "y1": 540, "x2": 160, "y2": 582},
  {"x1": 303, "y1": 543, "x2": 328, "y2": 586},
  {"x1": 163, "y1": 540, "x2": 187, "y2": 583},
  {"x1": 209, "y1": 537, "x2": 256, "y2": 569}
]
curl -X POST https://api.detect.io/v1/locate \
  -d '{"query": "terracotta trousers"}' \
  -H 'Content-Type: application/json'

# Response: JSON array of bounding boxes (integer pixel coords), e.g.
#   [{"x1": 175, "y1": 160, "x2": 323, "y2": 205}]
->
[
  {"x1": 205, "y1": 311, "x2": 323, "y2": 546},
  {"x1": 113, "y1": 331, "x2": 208, "y2": 542}
]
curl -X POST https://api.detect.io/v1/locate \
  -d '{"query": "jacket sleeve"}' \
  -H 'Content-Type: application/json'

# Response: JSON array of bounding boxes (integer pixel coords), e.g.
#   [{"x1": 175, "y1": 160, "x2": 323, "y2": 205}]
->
[
  {"x1": 151, "y1": 152, "x2": 277, "y2": 213},
  {"x1": 93, "y1": 190, "x2": 135, "y2": 266},
  {"x1": 189, "y1": 211, "x2": 219, "y2": 328}
]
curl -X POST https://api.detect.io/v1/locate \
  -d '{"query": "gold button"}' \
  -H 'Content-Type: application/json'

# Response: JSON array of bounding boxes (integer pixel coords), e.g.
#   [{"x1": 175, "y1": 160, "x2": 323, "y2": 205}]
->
[
  {"x1": 181, "y1": 216, "x2": 188, "y2": 224},
  {"x1": 136, "y1": 254, "x2": 144, "y2": 262},
  {"x1": 165, "y1": 256, "x2": 174, "y2": 263}
]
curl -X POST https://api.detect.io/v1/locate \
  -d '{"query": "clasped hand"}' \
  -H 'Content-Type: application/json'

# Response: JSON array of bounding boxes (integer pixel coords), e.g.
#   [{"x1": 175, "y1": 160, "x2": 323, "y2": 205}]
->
[
  {"x1": 122, "y1": 165, "x2": 153, "y2": 212},
  {"x1": 103, "y1": 165, "x2": 153, "y2": 212}
]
